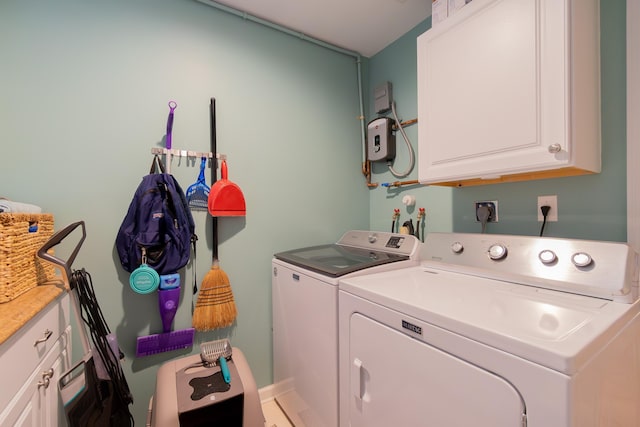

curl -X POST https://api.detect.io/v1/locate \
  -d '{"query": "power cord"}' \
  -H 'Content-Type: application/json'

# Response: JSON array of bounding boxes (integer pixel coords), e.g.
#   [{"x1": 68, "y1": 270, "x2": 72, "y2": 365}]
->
[
  {"x1": 477, "y1": 205, "x2": 492, "y2": 234},
  {"x1": 400, "y1": 219, "x2": 415, "y2": 236},
  {"x1": 539, "y1": 205, "x2": 551, "y2": 236}
]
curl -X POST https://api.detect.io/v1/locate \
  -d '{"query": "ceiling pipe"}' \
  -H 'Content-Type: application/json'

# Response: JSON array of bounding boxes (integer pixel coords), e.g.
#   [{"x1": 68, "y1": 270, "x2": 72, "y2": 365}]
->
[{"x1": 194, "y1": 0, "x2": 368, "y2": 166}]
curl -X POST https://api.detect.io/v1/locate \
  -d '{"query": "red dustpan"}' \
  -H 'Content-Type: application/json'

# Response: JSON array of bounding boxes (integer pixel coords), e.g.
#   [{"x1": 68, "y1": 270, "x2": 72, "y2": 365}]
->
[{"x1": 208, "y1": 160, "x2": 246, "y2": 216}]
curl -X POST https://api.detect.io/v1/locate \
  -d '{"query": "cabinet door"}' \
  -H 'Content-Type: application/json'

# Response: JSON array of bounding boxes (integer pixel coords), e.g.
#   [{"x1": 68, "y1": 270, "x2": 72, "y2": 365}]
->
[
  {"x1": 4, "y1": 387, "x2": 38, "y2": 427},
  {"x1": 42, "y1": 338, "x2": 70, "y2": 427},
  {"x1": 0, "y1": 328, "x2": 71, "y2": 427},
  {"x1": 417, "y1": 0, "x2": 599, "y2": 185},
  {"x1": 347, "y1": 313, "x2": 525, "y2": 427},
  {"x1": 0, "y1": 293, "x2": 71, "y2": 413}
]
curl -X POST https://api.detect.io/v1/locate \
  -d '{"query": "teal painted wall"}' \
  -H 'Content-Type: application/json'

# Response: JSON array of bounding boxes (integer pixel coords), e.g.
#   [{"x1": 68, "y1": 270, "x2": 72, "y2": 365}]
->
[
  {"x1": 1, "y1": 0, "x2": 627, "y2": 424},
  {"x1": 368, "y1": 1, "x2": 626, "y2": 242},
  {"x1": 367, "y1": 18, "x2": 454, "y2": 236},
  {"x1": 1, "y1": 0, "x2": 368, "y2": 423}
]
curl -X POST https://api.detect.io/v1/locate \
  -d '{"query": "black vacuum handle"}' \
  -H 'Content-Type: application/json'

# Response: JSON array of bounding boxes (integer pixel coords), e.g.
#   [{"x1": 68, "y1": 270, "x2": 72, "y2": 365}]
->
[{"x1": 37, "y1": 221, "x2": 86, "y2": 287}]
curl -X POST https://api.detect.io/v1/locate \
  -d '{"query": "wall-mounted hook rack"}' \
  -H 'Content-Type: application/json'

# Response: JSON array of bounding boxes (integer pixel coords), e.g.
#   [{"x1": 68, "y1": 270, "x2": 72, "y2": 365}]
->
[{"x1": 150, "y1": 147, "x2": 226, "y2": 161}]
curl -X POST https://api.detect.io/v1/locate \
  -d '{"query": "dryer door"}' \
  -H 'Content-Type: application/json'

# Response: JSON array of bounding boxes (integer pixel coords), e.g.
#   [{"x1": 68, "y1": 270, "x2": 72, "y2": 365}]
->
[{"x1": 348, "y1": 313, "x2": 525, "y2": 427}]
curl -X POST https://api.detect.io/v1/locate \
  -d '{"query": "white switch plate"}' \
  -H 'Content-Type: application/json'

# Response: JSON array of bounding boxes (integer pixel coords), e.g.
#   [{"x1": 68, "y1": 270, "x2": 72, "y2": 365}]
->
[{"x1": 537, "y1": 195, "x2": 558, "y2": 222}]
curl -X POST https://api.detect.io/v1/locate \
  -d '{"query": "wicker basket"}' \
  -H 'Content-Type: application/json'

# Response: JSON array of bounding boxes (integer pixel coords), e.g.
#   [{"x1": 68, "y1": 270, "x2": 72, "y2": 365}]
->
[{"x1": 0, "y1": 213, "x2": 57, "y2": 303}]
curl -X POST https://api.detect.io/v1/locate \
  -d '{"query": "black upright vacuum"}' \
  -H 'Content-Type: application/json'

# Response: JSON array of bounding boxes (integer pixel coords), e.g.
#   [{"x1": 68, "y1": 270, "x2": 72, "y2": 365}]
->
[{"x1": 38, "y1": 221, "x2": 134, "y2": 426}]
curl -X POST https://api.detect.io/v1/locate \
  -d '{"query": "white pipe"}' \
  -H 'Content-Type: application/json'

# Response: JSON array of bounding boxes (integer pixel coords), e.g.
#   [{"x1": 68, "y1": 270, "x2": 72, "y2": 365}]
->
[
  {"x1": 355, "y1": 57, "x2": 366, "y2": 162},
  {"x1": 628, "y1": 0, "x2": 640, "y2": 251},
  {"x1": 194, "y1": 0, "x2": 367, "y2": 162}
]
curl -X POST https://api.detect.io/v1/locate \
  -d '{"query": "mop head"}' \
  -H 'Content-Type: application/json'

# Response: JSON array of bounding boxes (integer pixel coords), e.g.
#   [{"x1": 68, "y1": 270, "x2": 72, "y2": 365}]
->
[{"x1": 192, "y1": 262, "x2": 237, "y2": 331}]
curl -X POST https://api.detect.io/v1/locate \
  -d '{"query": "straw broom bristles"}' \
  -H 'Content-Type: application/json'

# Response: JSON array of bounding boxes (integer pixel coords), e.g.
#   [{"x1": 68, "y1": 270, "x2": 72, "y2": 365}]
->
[{"x1": 192, "y1": 260, "x2": 237, "y2": 331}]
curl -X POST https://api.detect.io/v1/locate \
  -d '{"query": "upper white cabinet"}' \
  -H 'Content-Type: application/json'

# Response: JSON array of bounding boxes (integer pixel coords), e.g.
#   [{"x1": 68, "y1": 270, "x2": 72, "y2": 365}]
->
[{"x1": 417, "y1": 0, "x2": 600, "y2": 186}]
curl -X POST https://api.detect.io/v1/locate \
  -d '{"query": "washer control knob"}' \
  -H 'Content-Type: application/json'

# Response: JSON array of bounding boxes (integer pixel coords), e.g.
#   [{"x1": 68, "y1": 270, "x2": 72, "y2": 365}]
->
[
  {"x1": 368, "y1": 234, "x2": 377, "y2": 244},
  {"x1": 488, "y1": 244, "x2": 508, "y2": 260},
  {"x1": 451, "y1": 242, "x2": 464, "y2": 254},
  {"x1": 538, "y1": 250, "x2": 557, "y2": 264},
  {"x1": 572, "y1": 252, "x2": 593, "y2": 267}
]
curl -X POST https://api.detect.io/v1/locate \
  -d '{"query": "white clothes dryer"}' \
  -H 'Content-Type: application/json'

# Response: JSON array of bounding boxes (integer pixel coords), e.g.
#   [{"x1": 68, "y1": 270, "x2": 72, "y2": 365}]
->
[
  {"x1": 339, "y1": 232, "x2": 640, "y2": 427},
  {"x1": 272, "y1": 230, "x2": 421, "y2": 427}
]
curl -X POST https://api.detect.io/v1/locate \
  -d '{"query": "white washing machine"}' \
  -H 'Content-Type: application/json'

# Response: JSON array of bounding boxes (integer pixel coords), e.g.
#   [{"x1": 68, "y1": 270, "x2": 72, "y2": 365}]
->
[
  {"x1": 272, "y1": 230, "x2": 421, "y2": 427},
  {"x1": 339, "y1": 232, "x2": 640, "y2": 427}
]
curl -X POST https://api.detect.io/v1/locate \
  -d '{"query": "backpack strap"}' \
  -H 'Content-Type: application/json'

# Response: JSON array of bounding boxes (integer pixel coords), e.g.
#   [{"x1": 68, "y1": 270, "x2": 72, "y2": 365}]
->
[
  {"x1": 150, "y1": 155, "x2": 166, "y2": 174},
  {"x1": 160, "y1": 181, "x2": 180, "y2": 229},
  {"x1": 190, "y1": 233, "x2": 198, "y2": 313}
]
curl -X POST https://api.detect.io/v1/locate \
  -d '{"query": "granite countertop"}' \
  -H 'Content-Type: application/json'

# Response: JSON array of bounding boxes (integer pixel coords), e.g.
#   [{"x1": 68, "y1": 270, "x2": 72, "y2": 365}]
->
[{"x1": 0, "y1": 284, "x2": 65, "y2": 346}]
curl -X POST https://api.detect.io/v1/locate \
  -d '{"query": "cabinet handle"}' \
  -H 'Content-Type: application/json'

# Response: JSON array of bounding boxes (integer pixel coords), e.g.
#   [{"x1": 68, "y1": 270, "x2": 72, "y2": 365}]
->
[
  {"x1": 37, "y1": 368, "x2": 54, "y2": 389},
  {"x1": 33, "y1": 329, "x2": 53, "y2": 346},
  {"x1": 37, "y1": 377, "x2": 49, "y2": 389},
  {"x1": 548, "y1": 143, "x2": 562, "y2": 153}
]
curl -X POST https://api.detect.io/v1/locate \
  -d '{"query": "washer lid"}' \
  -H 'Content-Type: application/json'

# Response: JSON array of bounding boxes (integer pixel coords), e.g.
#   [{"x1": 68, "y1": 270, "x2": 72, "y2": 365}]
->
[
  {"x1": 339, "y1": 266, "x2": 638, "y2": 375},
  {"x1": 275, "y1": 244, "x2": 409, "y2": 278}
]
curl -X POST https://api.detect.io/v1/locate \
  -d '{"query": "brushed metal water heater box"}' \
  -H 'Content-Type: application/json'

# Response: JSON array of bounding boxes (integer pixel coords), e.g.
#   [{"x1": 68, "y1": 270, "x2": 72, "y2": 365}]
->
[
  {"x1": 374, "y1": 81, "x2": 393, "y2": 114},
  {"x1": 367, "y1": 117, "x2": 395, "y2": 162}
]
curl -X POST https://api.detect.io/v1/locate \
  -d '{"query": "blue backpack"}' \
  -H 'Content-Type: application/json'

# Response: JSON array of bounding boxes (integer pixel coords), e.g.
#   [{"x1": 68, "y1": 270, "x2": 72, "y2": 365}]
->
[{"x1": 116, "y1": 156, "x2": 196, "y2": 275}]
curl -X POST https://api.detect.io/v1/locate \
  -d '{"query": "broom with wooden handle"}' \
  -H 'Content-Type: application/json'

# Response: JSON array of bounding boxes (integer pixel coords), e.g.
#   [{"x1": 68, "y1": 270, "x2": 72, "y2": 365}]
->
[{"x1": 192, "y1": 98, "x2": 237, "y2": 331}]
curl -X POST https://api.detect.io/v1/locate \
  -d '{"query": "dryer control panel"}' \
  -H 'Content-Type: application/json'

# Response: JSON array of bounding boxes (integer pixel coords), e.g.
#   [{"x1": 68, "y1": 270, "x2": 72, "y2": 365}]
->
[{"x1": 421, "y1": 232, "x2": 639, "y2": 303}]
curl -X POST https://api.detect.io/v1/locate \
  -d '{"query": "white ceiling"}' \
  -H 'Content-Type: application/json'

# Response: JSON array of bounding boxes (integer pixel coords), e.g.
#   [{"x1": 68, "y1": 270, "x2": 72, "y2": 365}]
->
[{"x1": 201, "y1": 0, "x2": 432, "y2": 57}]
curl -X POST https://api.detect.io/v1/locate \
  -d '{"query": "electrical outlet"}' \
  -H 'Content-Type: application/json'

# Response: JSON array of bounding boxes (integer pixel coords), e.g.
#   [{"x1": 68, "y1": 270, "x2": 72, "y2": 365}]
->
[
  {"x1": 537, "y1": 195, "x2": 558, "y2": 222},
  {"x1": 475, "y1": 200, "x2": 498, "y2": 222}
]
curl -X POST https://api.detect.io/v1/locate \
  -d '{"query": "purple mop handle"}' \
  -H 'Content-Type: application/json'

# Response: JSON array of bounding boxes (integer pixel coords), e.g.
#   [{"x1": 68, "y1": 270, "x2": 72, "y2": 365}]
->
[
  {"x1": 166, "y1": 101, "x2": 177, "y2": 149},
  {"x1": 159, "y1": 287, "x2": 180, "y2": 333}
]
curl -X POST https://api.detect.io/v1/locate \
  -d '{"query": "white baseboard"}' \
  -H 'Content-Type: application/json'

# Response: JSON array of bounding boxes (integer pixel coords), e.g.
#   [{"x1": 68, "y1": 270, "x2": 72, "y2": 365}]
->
[{"x1": 259, "y1": 382, "x2": 289, "y2": 403}]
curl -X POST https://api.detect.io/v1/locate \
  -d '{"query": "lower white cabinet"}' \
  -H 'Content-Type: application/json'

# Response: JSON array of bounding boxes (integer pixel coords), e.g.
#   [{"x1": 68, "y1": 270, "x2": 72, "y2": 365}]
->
[{"x1": 0, "y1": 293, "x2": 71, "y2": 427}]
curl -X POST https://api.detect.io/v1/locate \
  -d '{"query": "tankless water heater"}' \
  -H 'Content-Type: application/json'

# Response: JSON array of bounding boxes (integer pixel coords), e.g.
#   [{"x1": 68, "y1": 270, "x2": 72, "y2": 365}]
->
[{"x1": 367, "y1": 117, "x2": 395, "y2": 162}]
